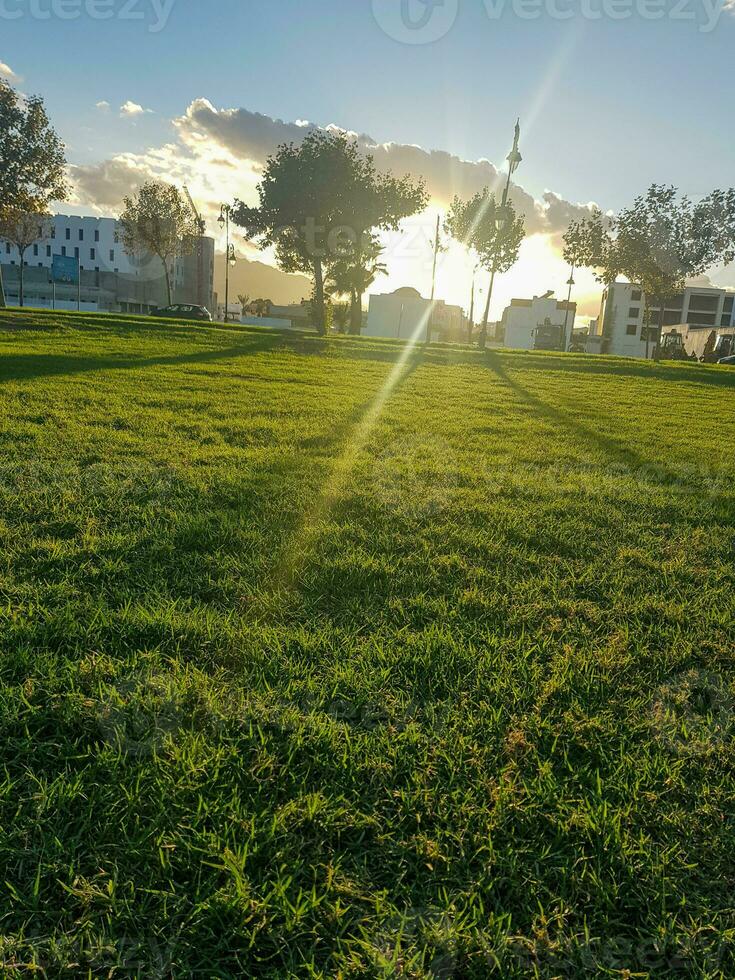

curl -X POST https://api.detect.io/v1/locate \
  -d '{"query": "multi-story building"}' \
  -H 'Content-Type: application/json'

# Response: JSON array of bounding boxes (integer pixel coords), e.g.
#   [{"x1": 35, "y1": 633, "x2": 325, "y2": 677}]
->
[
  {"x1": 0, "y1": 213, "x2": 215, "y2": 314},
  {"x1": 589, "y1": 282, "x2": 735, "y2": 359},
  {"x1": 498, "y1": 292, "x2": 576, "y2": 351},
  {"x1": 366, "y1": 287, "x2": 466, "y2": 342}
]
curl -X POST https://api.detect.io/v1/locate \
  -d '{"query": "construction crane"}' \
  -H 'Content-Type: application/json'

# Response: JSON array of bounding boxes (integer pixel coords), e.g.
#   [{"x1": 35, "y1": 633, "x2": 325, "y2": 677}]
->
[{"x1": 183, "y1": 185, "x2": 206, "y2": 308}]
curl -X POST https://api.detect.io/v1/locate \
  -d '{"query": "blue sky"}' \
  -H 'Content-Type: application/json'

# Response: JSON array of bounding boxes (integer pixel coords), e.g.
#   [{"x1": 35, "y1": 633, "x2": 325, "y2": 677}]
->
[
  {"x1": 6, "y1": 0, "x2": 734, "y2": 207},
  {"x1": 3, "y1": 0, "x2": 735, "y2": 310}
]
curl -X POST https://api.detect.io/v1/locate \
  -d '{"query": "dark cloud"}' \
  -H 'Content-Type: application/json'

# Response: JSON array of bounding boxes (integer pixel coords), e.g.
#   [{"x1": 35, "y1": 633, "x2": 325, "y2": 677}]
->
[
  {"x1": 176, "y1": 100, "x2": 595, "y2": 236},
  {"x1": 175, "y1": 100, "x2": 318, "y2": 165},
  {"x1": 71, "y1": 100, "x2": 600, "y2": 239},
  {"x1": 70, "y1": 158, "x2": 149, "y2": 209}
]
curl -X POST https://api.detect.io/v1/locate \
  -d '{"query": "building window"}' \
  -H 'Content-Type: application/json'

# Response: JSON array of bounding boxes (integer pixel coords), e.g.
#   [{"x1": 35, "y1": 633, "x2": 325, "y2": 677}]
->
[
  {"x1": 90, "y1": 248, "x2": 96, "y2": 260},
  {"x1": 50, "y1": 227, "x2": 56, "y2": 239},
  {"x1": 65, "y1": 228, "x2": 71, "y2": 240},
  {"x1": 631, "y1": 289, "x2": 642, "y2": 302},
  {"x1": 94, "y1": 229, "x2": 100, "y2": 243},
  {"x1": 46, "y1": 246, "x2": 51, "y2": 257},
  {"x1": 110, "y1": 249, "x2": 115, "y2": 262},
  {"x1": 74, "y1": 247, "x2": 79, "y2": 259},
  {"x1": 626, "y1": 323, "x2": 638, "y2": 335},
  {"x1": 114, "y1": 231, "x2": 119, "y2": 243},
  {"x1": 61, "y1": 246, "x2": 66, "y2": 257},
  {"x1": 33, "y1": 244, "x2": 38, "y2": 256},
  {"x1": 5, "y1": 243, "x2": 9, "y2": 254},
  {"x1": 629, "y1": 307, "x2": 640, "y2": 319},
  {"x1": 78, "y1": 229, "x2": 84, "y2": 242}
]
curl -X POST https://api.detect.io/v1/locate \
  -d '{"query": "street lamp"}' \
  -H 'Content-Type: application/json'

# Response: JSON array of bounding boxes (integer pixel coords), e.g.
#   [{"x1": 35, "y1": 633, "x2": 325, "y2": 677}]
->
[
  {"x1": 479, "y1": 119, "x2": 522, "y2": 349},
  {"x1": 494, "y1": 204, "x2": 511, "y2": 233},
  {"x1": 218, "y1": 204, "x2": 236, "y2": 321},
  {"x1": 562, "y1": 265, "x2": 576, "y2": 352}
]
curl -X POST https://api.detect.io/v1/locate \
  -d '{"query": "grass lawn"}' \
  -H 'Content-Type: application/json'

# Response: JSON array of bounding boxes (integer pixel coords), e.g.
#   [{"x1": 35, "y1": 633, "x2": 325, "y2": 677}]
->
[{"x1": 1, "y1": 308, "x2": 734, "y2": 977}]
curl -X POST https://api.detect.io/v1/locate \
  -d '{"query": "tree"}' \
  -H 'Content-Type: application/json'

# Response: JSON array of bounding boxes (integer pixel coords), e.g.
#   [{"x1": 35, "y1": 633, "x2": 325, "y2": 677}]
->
[
  {"x1": 564, "y1": 185, "x2": 735, "y2": 358},
  {"x1": 445, "y1": 190, "x2": 525, "y2": 344},
  {"x1": 325, "y1": 234, "x2": 387, "y2": 335},
  {"x1": 237, "y1": 293, "x2": 251, "y2": 313},
  {"x1": 330, "y1": 300, "x2": 351, "y2": 334},
  {"x1": 328, "y1": 167, "x2": 426, "y2": 334},
  {"x1": 118, "y1": 181, "x2": 199, "y2": 307},
  {"x1": 251, "y1": 298, "x2": 272, "y2": 317},
  {"x1": 0, "y1": 81, "x2": 67, "y2": 307},
  {"x1": 0, "y1": 209, "x2": 52, "y2": 306},
  {"x1": 231, "y1": 130, "x2": 426, "y2": 335}
]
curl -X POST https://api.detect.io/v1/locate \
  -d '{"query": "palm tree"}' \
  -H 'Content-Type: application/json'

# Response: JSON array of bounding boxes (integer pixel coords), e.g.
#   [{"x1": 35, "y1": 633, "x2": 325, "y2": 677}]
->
[{"x1": 326, "y1": 237, "x2": 386, "y2": 335}]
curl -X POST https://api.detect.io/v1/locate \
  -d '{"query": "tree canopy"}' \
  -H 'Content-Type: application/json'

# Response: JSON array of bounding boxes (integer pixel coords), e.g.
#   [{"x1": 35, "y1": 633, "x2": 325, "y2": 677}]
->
[
  {"x1": 232, "y1": 131, "x2": 426, "y2": 335},
  {"x1": 445, "y1": 190, "x2": 525, "y2": 332},
  {"x1": 0, "y1": 81, "x2": 67, "y2": 307},
  {"x1": 564, "y1": 185, "x2": 735, "y2": 355},
  {"x1": 119, "y1": 181, "x2": 199, "y2": 306}
]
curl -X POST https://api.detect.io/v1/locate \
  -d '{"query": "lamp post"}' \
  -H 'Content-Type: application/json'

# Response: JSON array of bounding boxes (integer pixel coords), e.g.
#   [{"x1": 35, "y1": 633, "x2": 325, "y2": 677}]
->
[
  {"x1": 426, "y1": 213, "x2": 441, "y2": 344},
  {"x1": 562, "y1": 265, "x2": 575, "y2": 352},
  {"x1": 479, "y1": 119, "x2": 522, "y2": 349},
  {"x1": 468, "y1": 264, "x2": 481, "y2": 345},
  {"x1": 218, "y1": 204, "x2": 236, "y2": 321}
]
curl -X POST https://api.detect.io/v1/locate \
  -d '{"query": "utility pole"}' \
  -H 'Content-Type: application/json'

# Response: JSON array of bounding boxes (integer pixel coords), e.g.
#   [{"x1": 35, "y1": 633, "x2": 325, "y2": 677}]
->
[
  {"x1": 218, "y1": 204, "x2": 236, "y2": 322},
  {"x1": 427, "y1": 214, "x2": 440, "y2": 344},
  {"x1": 468, "y1": 269, "x2": 476, "y2": 345}
]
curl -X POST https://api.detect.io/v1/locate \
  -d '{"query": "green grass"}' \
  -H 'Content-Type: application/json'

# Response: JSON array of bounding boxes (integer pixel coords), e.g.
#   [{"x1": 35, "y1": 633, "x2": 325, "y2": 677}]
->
[{"x1": 1, "y1": 308, "x2": 734, "y2": 977}]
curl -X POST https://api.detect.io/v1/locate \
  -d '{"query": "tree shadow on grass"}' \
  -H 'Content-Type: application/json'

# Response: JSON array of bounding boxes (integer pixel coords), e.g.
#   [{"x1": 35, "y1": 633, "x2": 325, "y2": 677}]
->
[
  {"x1": 484, "y1": 352, "x2": 703, "y2": 483},
  {"x1": 0, "y1": 341, "x2": 287, "y2": 384}
]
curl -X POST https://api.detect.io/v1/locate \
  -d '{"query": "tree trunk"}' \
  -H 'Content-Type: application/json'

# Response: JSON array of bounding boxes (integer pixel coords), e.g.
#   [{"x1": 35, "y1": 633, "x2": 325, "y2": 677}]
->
[
  {"x1": 163, "y1": 259, "x2": 172, "y2": 306},
  {"x1": 19, "y1": 256, "x2": 24, "y2": 308},
  {"x1": 312, "y1": 260, "x2": 326, "y2": 335},
  {"x1": 349, "y1": 289, "x2": 362, "y2": 335},
  {"x1": 655, "y1": 302, "x2": 666, "y2": 360},
  {"x1": 468, "y1": 283, "x2": 475, "y2": 345},
  {"x1": 480, "y1": 268, "x2": 496, "y2": 349},
  {"x1": 0, "y1": 265, "x2": 6, "y2": 309}
]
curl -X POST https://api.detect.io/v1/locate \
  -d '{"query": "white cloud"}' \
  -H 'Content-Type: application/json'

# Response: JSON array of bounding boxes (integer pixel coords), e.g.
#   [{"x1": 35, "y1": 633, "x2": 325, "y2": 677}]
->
[
  {"x1": 95, "y1": 100, "x2": 111, "y2": 112},
  {"x1": 68, "y1": 99, "x2": 609, "y2": 315},
  {"x1": 0, "y1": 61, "x2": 19, "y2": 82},
  {"x1": 120, "y1": 101, "x2": 153, "y2": 118},
  {"x1": 171, "y1": 100, "x2": 598, "y2": 236}
]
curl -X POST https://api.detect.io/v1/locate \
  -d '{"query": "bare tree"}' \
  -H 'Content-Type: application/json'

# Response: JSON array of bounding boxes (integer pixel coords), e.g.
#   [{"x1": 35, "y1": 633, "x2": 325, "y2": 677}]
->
[
  {"x1": 118, "y1": 181, "x2": 199, "y2": 306},
  {"x1": 0, "y1": 209, "x2": 52, "y2": 306}
]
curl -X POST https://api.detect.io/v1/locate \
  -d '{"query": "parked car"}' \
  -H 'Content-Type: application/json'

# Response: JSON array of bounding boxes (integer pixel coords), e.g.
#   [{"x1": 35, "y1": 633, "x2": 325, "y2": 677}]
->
[
  {"x1": 154, "y1": 304, "x2": 212, "y2": 322},
  {"x1": 717, "y1": 354, "x2": 735, "y2": 365}
]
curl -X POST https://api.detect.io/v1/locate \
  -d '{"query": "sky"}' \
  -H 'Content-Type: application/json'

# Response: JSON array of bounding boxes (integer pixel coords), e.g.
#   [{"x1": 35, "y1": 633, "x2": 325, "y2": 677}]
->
[{"x1": 2, "y1": 0, "x2": 735, "y2": 318}]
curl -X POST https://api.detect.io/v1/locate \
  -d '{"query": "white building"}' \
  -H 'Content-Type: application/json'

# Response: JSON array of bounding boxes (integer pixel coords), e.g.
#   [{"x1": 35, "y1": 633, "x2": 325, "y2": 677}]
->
[
  {"x1": 590, "y1": 282, "x2": 735, "y2": 359},
  {"x1": 0, "y1": 213, "x2": 215, "y2": 313},
  {"x1": 499, "y1": 292, "x2": 576, "y2": 351},
  {"x1": 366, "y1": 287, "x2": 465, "y2": 343}
]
